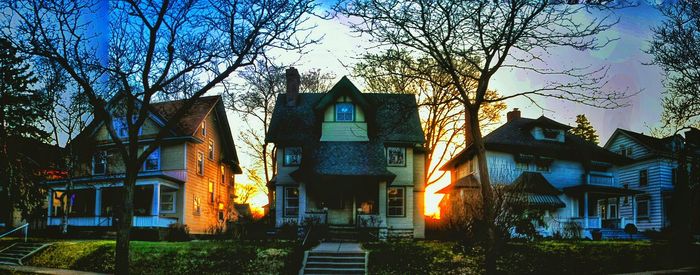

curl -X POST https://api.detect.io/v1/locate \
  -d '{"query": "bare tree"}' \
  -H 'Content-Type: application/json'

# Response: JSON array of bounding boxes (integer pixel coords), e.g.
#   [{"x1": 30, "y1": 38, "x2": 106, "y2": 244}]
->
[
  {"x1": 353, "y1": 49, "x2": 506, "y2": 186},
  {"x1": 1, "y1": 0, "x2": 319, "y2": 273},
  {"x1": 339, "y1": 0, "x2": 630, "y2": 272}
]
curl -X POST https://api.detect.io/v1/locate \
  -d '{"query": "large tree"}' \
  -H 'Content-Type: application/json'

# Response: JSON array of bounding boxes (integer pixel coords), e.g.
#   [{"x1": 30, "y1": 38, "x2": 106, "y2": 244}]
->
[
  {"x1": 1, "y1": 0, "x2": 319, "y2": 273},
  {"x1": 569, "y1": 114, "x2": 599, "y2": 144},
  {"x1": 353, "y1": 49, "x2": 506, "y2": 186},
  {"x1": 339, "y1": 1, "x2": 629, "y2": 272},
  {"x1": 647, "y1": 1, "x2": 700, "y2": 266},
  {"x1": 0, "y1": 38, "x2": 51, "y2": 227}
]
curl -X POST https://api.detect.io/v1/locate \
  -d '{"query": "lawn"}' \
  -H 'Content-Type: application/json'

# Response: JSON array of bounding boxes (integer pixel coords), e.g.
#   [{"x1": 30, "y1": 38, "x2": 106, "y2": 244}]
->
[
  {"x1": 364, "y1": 240, "x2": 693, "y2": 275},
  {"x1": 5, "y1": 239, "x2": 302, "y2": 274}
]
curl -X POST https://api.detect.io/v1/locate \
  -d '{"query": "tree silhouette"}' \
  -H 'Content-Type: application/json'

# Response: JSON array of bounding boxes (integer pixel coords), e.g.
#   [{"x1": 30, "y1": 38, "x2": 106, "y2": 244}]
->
[{"x1": 569, "y1": 114, "x2": 599, "y2": 144}]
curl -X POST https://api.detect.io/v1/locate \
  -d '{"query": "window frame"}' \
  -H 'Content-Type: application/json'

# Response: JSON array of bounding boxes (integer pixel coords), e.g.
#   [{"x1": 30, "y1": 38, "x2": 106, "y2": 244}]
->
[
  {"x1": 334, "y1": 102, "x2": 355, "y2": 122},
  {"x1": 535, "y1": 162, "x2": 551, "y2": 172},
  {"x1": 542, "y1": 129, "x2": 560, "y2": 140},
  {"x1": 197, "y1": 152, "x2": 204, "y2": 176},
  {"x1": 220, "y1": 165, "x2": 226, "y2": 185},
  {"x1": 143, "y1": 147, "x2": 161, "y2": 171},
  {"x1": 159, "y1": 191, "x2": 176, "y2": 214},
  {"x1": 637, "y1": 198, "x2": 650, "y2": 219},
  {"x1": 639, "y1": 169, "x2": 648, "y2": 186},
  {"x1": 113, "y1": 116, "x2": 142, "y2": 138},
  {"x1": 283, "y1": 147, "x2": 302, "y2": 167},
  {"x1": 201, "y1": 121, "x2": 207, "y2": 136},
  {"x1": 386, "y1": 147, "x2": 407, "y2": 167},
  {"x1": 208, "y1": 139, "x2": 215, "y2": 160},
  {"x1": 387, "y1": 187, "x2": 406, "y2": 217},
  {"x1": 92, "y1": 150, "x2": 107, "y2": 175},
  {"x1": 193, "y1": 195, "x2": 201, "y2": 215},
  {"x1": 515, "y1": 162, "x2": 529, "y2": 171},
  {"x1": 208, "y1": 180, "x2": 215, "y2": 203},
  {"x1": 284, "y1": 187, "x2": 299, "y2": 217}
]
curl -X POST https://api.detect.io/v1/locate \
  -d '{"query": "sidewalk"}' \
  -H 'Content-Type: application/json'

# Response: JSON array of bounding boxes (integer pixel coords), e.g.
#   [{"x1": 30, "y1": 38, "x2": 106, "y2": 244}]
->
[
  {"x1": 0, "y1": 264, "x2": 110, "y2": 275},
  {"x1": 310, "y1": 241, "x2": 364, "y2": 253},
  {"x1": 614, "y1": 266, "x2": 699, "y2": 275}
]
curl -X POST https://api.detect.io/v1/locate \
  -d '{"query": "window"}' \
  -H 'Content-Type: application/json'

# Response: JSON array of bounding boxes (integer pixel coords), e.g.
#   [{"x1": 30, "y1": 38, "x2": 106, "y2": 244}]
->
[
  {"x1": 208, "y1": 181, "x2": 215, "y2": 203},
  {"x1": 618, "y1": 145, "x2": 633, "y2": 157},
  {"x1": 516, "y1": 162, "x2": 529, "y2": 171},
  {"x1": 639, "y1": 169, "x2": 648, "y2": 186},
  {"x1": 387, "y1": 147, "x2": 406, "y2": 166},
  {"x1": 387, "y1": 187, "x2": 405, "y2": 216},
  {"x1": 284, "y1": 147, "x2": 302, "y2": 166},
  {"x1": 220, "y1": 165, "x2": 226, "y2": 185},
  {"x1": 93, "y1": 151, "x2": 107, "y2": 175},
  {"x1": 536, "y1": 162, "x2": 550, "y2": 172},
  {"x1": 284, "y1": 187, "x2": 299, "y2": 217},
  {"x1": 160, "y1": 192, "x2": 176, "y2": 213},
  {"x1": 197, "y1": 152, "x2": 204, "y2": 175},
  {"x1": 208, "y1": 140, "x2": 215, "y2": 160},
  {"x1": 637, "y1": 198, "x2": 649, "y2": 219},
  {"x1": 193, "y1": 196, "x2": 201, "y2": 215},
  {"x1": 143, "y1": 147, "x2": 160, "y2": 171},
  {"x1": 335, "y1": 103, "x2": 354, "y2": 121},
  {"x1": 201, "y1": 121, "x2": 206, "y2": 136},
  {"x1": 543, "y1": 129, "x2": 559, "y2": 139},
  {"x1": 112, "y1": 116, "x2": 141, "y2": 138}
]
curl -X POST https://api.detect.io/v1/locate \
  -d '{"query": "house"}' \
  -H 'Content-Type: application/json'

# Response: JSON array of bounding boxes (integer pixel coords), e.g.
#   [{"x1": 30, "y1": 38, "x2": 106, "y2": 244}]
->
[
  {"x1": 603, "y1": 127, "x2": 700, "y2": 232},
  {"x1": 439, "y1": 109, "x2": 636, "y2": 238},
  {"x1": 44, "y1": 95, "x2": 242, "y2": 234},
  {"x1": 265, "y1": 68, "x2": 426, "y2": 240}
]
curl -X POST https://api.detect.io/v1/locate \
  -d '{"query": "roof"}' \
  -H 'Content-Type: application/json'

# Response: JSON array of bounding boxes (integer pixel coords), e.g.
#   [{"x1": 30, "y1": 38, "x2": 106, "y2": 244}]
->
[
  {"x1": 290, "y1": 141, "x2": 396, "y2": 182},
  {"x1": 508, "y1": 172, "x2": 562, "y2": 195},
  {"x1": 563, "y1": 184, "x2": 643, "y2": 197},
  {"x1": 525, "y1": 116, "x2": 572, "y2": 130},
  {"x1": 605, "y1": 128, "x2": 680, "y2": 157},
  {"x1": 7, "y1": 136, "x2": 65, "y2": 169},
  {"x1": 151, "y1": 96, "x2": 221, "y2": 135},
  {"x1": 266, "y1": 83, "x2": 424, "y2": 145},
  {"x1": 436, "y1": 174, "x2": 479, "y2": 194},
  {"x1": 441, "y1": 116, "x2": 630, "y2": 170}
]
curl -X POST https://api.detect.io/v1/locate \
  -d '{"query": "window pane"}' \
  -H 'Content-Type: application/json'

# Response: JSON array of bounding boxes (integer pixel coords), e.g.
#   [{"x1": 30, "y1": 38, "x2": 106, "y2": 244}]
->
[
  {"x1": 336, "y1": 103, "x2": 354, "y2": 121},
  {"x1": 387, "y1": 147, "x2": 405, "y2": 166},
  {"x1": 387, "y1": 188, "x2": 404, "y2": 216},
  {"x1": 284, "y1": 147, "x2": 302, "y2": 166}
]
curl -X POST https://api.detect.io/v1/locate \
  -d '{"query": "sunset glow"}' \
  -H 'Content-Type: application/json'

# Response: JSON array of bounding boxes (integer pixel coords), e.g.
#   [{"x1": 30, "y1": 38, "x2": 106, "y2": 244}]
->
[{"x1": 425, "y1": 173, "x2": 451, "y2": 219}]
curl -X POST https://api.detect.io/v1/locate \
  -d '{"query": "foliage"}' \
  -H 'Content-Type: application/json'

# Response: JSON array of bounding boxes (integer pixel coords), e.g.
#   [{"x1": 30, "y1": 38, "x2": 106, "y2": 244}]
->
[
  {"x1": 235, "y1": 179, "x2": 259, "y2": 205},
  {"x1": 561, "y1": 220, "x2": 583, "y2": 239},
  {"x1": 569, "y1": 114, "x2": 600, "y2": 144},
  {"x1": 24, "y1": 240, "x2": 300, "y2": 275},
  {"x1": 164, "y1": 223, "x2": 191, "y2": 242},
  {"x1": 624, "y1": 223, "x2": 638, "y2": 237},
  {"x1": 647, "y1": 1, "x2": 700, "y2": 129},
  {"x1": 365, "y1": 241, "x2": 480, "y2": 275}
]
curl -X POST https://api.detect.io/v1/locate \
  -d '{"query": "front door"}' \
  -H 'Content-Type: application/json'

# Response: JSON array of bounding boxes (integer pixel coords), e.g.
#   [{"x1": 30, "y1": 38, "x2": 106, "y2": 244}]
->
[{"x1": 324, "y1": 192, "x2": 354, "y2": 225}]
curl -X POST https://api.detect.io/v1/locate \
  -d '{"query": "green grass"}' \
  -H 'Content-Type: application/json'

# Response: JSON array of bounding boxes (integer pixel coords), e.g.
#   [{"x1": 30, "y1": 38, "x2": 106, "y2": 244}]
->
[
  {"x1": 364, "y1": 240, "x2": 691, "y2": 275},
  {"x1": 22, "y1": 240, "x2": 301, "y2": 274}
]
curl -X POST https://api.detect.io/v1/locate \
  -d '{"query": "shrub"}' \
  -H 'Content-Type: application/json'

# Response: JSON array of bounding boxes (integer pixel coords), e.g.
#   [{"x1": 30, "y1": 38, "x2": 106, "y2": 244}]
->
[
  {"x1": 562, "y1": 220, "x2": 583, "y2": 239},
  {"x1": 624, "y1": 223, "x2": 638, "y2": 238},
  {"x1": 164, "y1": 223, "x2": 191, "y2": 242}
]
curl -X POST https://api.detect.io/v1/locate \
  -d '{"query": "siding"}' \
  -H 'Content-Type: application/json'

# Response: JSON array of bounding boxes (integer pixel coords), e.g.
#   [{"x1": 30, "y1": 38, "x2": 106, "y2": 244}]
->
[
  {"x1": 616, "y1": 158, "x2": 675, "y2": 231},
  {"x1": 387, "y1": 147, "x2": 414, "y2": 186},
  {"x1": 606, "y1": 132, "x2": 651, "y2": 159},
  {"x1": 320, "y1": 97, "x2": 369, "y2": 141}
]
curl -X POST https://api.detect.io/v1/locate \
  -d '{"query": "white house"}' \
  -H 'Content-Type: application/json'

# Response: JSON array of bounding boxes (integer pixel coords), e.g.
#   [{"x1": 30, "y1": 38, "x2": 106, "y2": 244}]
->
[{"x1": 440, "y1": 109, "x2": 638, "y2": 238}]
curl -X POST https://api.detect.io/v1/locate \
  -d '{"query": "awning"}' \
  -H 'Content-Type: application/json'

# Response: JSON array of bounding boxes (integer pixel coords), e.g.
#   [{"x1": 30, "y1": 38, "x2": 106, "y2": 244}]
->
[
  {"x1": 505, "y1": 172, "x2": 565, "y2": 208},
  {"x1": 520, "y1": 193, "x2": 566, "y2": 208},
  {"x1": 563, "y1": 184, "x2": 643, "y2": 197}
]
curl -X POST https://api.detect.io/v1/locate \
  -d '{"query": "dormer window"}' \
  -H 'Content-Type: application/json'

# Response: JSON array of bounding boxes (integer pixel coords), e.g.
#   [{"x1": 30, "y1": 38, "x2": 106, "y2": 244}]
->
[
  {"x1": 542, "y1": 129, "x2": 559, "y2": 139},
  {"x1": 335, "y1": 103, "x2": 354, "y2": 121},
  {"x1": 113, "y1": 116, "x2": 141, "y2": 138},
  {"x1": 93, "y1": 151, "x2": 107, "y2": 175},
  {"x1": 284, "y1": 147, "x2": 302, "y2": 166}
]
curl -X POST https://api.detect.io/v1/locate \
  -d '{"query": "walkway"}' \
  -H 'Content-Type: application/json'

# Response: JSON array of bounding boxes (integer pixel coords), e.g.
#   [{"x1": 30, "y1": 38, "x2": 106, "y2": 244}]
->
[{"x1": 0, "y1": 264, "x2": 110, "y2": 275}]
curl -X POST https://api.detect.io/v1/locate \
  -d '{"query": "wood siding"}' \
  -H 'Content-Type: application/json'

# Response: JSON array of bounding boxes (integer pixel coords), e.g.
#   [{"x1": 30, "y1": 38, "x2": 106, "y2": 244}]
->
[
  {"x1": 606, "y1": 132, "x2": 652, "y2": 159},
  {"x1": 320, "y1": 97, "x2": 369, "y2": 141}
]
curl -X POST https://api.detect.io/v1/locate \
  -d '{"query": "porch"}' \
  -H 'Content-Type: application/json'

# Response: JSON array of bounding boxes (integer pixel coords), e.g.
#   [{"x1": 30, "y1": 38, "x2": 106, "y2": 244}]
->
[
  {"x1": 301, "y1": 180, "x2": 389, "y2": 228},
  {"x1": 46, "y1": 181, "x2": 180, "y2": 228},
  {"x1": 564, "y1": 179, "x2": 643, "y2": 230}
]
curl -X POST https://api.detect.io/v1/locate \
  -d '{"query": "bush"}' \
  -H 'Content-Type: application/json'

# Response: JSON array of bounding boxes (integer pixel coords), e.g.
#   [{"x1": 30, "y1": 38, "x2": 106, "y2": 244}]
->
[
  {"x1": 624, "y1": 223, "x2": 638, "y2": 237},
  {"x1": 164, "y1": 223, "x2": 191, "y2": 242},
  {"x1": 562, "y1": 221, "x2": 583, "y2": 239}
]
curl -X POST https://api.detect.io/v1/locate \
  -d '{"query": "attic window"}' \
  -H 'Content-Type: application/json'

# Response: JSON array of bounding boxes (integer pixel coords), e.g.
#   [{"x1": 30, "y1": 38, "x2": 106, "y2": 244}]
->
[
  {"x1": 201, "y1": 121, "x2": 206, "y2": 136},
  {"x1": 542, "y1": 129, "x2": 559, "y2": 139},
  {"x1": 284, "y1": 147, "x2": 302, "y2": 166},
  {"x1": 335, "y1": 103, "x2": 354, "y2": 122}
]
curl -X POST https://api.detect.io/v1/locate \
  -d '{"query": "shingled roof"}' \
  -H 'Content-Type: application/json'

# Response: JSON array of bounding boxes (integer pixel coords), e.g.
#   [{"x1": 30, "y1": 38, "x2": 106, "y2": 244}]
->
[
  {"x1": 290, "y1": 141, "x2": 396, "y2": 182},
  {"x1": 441, "y1": 116, "x2": 630, "y2": 170},
  {"x1": 609, "y1": 129, "x2": 678, "y2": 155},
  {"x1": 151, "y1": 95, "x2": 221, "y2": 136}
]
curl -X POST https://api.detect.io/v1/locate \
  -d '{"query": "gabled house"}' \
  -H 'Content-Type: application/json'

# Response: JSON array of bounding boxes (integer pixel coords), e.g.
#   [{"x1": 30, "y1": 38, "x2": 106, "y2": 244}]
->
[
  {"x1": 44, "y1": 95, "x2": 242, "y2": 234},
  {"x1": 439, "y1": 109, "x2": 636, "y2": 238},
  {"x1": 266, "y1": 69, "x2": 426, "y2": 239},
  {"x1": 603, "y1": 128, "x2": 700, "y2": 231}
]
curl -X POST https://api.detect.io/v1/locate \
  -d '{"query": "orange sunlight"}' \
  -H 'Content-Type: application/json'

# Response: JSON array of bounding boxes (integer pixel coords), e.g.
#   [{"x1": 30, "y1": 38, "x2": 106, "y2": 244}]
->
[
  {"x1": 248, "y1": 190, "x2": 268, "y2": 218},
  {"x1": 425, "y1": 173, "x2": 451, "y2": 219}
]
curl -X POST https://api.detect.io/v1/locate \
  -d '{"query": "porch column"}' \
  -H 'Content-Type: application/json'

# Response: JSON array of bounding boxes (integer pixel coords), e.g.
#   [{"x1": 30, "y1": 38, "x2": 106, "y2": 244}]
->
[
  {"x1": 94, "y1": 188, "x2": 102, "y2": 216},
  {"x1": 298, "y1": 182, "x2": 306, "y2": 223},
  {"x1": 152, "y1": 183, "x2": 160, "y2": 216},
  {"x1": 378, "y1": 181, "x2": 387, "y2": 219},
  {"x1": 583, "y1": 192, "x2": 589, "y2": 228},
  {"x1": 47, "y1": 190, "x2": 53, "y2": 218},
  {"x1": 632, "y1": 195, "x2": 637, "y2": 225}
]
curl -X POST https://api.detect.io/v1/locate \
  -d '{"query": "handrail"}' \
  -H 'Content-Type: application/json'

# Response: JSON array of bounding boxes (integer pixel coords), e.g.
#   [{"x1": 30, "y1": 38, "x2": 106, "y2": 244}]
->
[{"x1": 0, "y1": 223, "x2": 29, "y2": 242}]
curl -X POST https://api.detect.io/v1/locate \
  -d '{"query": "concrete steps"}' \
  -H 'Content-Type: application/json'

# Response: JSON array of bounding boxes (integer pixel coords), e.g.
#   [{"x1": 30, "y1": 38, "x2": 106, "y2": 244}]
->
[
  {"x1": 327, "y1": 225, "x2": 358, "y2": 242},
  {"x1": 301, "y1": 249, "x2": 367, "y2": 275},
  {"x1": 0, "y1": 242, "x2": 51, "y2": 265}
]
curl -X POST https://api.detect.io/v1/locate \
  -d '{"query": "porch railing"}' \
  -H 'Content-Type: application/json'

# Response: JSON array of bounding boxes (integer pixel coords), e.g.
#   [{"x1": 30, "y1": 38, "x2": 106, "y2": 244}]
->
[
  {"x1": 357, "y1": 214, "x2": 383, "y2": 228},
  {"x1": 602, "y1": 217, "x2": 627, "y2": 229},
  {"x1": 570, "y1": 216, "x2": 602, "y2": 229},
  {"x1": 47, "y1": 216, "x2": 177, "y2": 228},
  {"x1": 302, "y1": 210, "x2": 328, "y2": 225}
]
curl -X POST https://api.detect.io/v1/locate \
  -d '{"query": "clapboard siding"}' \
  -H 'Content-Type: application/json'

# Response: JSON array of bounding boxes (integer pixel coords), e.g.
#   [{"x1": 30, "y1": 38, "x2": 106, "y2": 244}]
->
[
  {"x1": 616, "y1": 158, "x2": 675, "y2": 231},
  {"x1": 606, "y1": 132, "x2": 651, "y2": 159}
]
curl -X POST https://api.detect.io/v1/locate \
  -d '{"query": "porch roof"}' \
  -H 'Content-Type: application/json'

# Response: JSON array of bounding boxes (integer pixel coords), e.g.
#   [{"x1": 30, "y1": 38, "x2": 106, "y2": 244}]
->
[
  {"x1": 562, "y1": 184, "x2": 643, "y2": 197},
  {"x1": 290, "y1": 141, "x2": 396, "y2": 182},
  {"x1": 519, "y1": 193, "x2": 566, "y2": 208}
]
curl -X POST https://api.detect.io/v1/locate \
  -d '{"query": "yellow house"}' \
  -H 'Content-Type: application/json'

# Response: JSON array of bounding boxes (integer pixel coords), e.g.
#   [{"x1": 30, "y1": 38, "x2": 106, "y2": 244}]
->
[
  {"x1": 45, "y1": 95, "x2": 242, "y2": 234},
  {"x1": 266, "y1": 69, "x2": 426, "y2": 240}
]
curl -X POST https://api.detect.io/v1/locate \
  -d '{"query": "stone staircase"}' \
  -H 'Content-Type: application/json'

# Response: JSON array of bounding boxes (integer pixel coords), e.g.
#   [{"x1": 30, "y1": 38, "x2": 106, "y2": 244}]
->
[
  {"x1": 0, "y1": 242, "x2": 51, "y2": 265},
  {"x1": 301, "y1": 251, "x2": 367, "y2": 275},
  {"x1": 327, "y1": 225, "x2": 359, "y2": 241}
]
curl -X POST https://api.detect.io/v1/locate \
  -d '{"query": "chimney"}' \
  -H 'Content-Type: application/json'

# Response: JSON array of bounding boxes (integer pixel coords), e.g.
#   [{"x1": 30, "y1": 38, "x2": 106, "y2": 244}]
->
[
  {"x1": 285, "y1": 67, "x2": 300, "y2": 106},
  {"x1": 506, "y1": 108, "x2": 521, "y2": 122}
]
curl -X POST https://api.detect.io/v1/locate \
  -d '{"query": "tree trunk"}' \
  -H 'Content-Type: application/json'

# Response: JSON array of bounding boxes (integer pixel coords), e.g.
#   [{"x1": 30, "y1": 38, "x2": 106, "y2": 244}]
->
[
  {"x1": 465, "y1": 106, "x2": 498, "y2": 274},
  {"x1": 115, "y1": 164, "x2": 137, "y2": 275},
  {"x1": 672, "y1": 144, "x2": 691, "y2": 267}
]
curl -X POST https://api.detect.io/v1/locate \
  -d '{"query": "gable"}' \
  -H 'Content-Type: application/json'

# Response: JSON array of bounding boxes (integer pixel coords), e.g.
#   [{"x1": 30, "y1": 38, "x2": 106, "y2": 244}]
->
[{"x1": 604, "y1": 130, "x2": 653, "y2": 159}]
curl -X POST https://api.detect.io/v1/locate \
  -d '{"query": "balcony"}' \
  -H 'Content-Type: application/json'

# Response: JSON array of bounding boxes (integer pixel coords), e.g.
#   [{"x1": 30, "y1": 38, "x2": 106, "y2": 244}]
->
[
  {"x1": 47, "y1": 216, "x2": 178, "y2": 228},
  {"x1": 585, "y1": 173, "x2": 615, "y2": 186}
]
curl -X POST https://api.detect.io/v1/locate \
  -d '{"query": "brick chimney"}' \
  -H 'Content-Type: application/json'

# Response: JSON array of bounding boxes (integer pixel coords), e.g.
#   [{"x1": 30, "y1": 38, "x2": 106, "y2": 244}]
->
[
  {"x1": 285, "y1": 67, "x2": 300, "y2": 106},
  {"x1": 506, "y1": 108, "x2": 521, "y2": 122}
]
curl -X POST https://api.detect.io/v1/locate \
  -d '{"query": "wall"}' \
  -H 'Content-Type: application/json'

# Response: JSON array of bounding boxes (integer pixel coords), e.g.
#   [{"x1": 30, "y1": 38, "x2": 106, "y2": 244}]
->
[
  {"x1": 320, "y1": 96, "x2": 369, "y2": 142},
  {"x1": 606, "y1": 132, "x2": 652, "y2": 159},
  {"x1": 617, "y1": 158, "x2": 675, "y2": 231}
]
